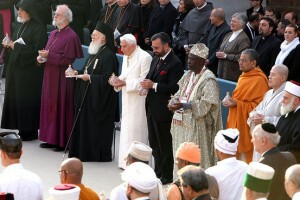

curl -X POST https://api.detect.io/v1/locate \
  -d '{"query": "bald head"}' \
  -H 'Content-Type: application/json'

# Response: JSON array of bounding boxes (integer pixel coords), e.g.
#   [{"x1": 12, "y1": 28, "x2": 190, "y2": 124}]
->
[
  {"x1": 272, "y1": 65, "x2": 289, "y2": 80},
  {"x1": 213, "y1": 8, "x2": 225, "y2": 20},
  {"x1": 60, "y1": 158, "x2": 83, "y2": 184}
]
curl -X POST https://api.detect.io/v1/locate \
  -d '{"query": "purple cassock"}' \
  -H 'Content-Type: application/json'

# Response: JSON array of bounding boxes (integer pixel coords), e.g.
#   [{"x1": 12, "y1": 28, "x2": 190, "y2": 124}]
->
[{"x1": 39, "y1": 26, "x2": 83, "y2": 148}]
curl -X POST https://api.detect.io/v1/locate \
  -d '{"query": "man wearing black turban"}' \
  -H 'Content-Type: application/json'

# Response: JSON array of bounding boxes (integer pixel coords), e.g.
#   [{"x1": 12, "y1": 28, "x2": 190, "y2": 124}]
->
[
  {"x1": 68, "y1": 21, "x2": 119, "y2": 162},
  {"x1": 1, "y1": 0, "x2": 48, "y2": 141}
]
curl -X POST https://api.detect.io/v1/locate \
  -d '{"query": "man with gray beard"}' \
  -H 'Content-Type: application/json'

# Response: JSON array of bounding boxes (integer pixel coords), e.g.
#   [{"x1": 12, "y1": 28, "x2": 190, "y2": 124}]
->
[
  {"x1": 276, "y1": 80, "x2": 300, "y2": 163},
  {"x1": 68, "y1": 21, "x2": 119, "y2": 161},
  {"x1": 1, "y1": 0, "x2": 47, "y2": 141}
]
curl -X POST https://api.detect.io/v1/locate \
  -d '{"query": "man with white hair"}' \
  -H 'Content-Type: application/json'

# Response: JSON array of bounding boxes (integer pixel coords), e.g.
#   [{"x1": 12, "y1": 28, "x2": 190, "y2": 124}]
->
[
  {"x1": 276, "y1": 80, "x2": 300, "y2": 162},
  {"x1": 109, "y1": 33, "x2": 152, "y2": 169},
  {"x1": 38, "y1": 4, "x2": 83, "y2": 151},
  {"x1": 1, "y1": 0, "x2": 48, "y2": 141},
  {"x1": 121, "y1": 162, "x2": 158, "y2": 200},
  {"x1": 68, "y1": 21, "x2": 119, "y2": 161},
  {"x1": 248, "y1": 64, "x2": 289, "y2": 129},
  {"x1": 242, "y1": 162, "x2": 275, "y2": 200},
  {"x1": 206, "y1": 128, "x2": 248, "y2": 200},
  {"x1": 251, "y1": 123, "x2": 297, "y2": 200},
  {"x1": 285, "y1": 164, "x2": 300, "y2": 199}
]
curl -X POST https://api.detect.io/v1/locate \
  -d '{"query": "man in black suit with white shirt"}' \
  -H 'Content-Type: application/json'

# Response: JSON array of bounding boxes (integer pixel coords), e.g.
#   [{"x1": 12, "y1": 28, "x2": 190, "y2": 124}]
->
[{"x1": 140, "y1": 32, "x2": 184, "y2": 184}]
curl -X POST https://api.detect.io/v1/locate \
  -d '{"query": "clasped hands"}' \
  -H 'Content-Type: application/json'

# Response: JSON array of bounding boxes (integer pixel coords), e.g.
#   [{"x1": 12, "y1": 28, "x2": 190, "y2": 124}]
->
[
  {"x1": 168, "y1": 102, "x2": 183, "y2": 112},
  {"x1": 108, "y1": 75, "x2": 126, "y2": 87},
  {"x1": 222, "y1": 95, "x2": 237, "y2": 107},
  {"x1": 2, "y1": 38, "x2": 14, "y2": 49}
]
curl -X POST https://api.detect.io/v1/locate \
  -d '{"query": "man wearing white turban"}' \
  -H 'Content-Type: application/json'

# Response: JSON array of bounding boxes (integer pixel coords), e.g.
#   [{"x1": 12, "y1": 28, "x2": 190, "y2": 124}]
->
[
  {"x1": 122, "y1": 162, "x2": 158, "y2": 200},
  {"x1": 206, "y1": 128, "x2": 248, "y2": 200}
]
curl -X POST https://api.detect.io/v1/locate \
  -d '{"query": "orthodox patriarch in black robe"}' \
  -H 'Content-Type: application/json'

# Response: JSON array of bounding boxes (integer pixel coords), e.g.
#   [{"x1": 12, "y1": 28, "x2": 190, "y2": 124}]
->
[
  {"x1": 68, "y1": 21, "x2": 119, "y2": 162},
  {"x1": 1, "y1": 0, "x2": 47, "y2": 140}
]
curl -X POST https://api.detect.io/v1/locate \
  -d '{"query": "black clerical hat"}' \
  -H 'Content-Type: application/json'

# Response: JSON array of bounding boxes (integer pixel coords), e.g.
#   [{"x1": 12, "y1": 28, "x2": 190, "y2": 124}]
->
[
  {"x1": 17, "y1": 0, "x2": 43, "y2": 24},
  {"x1": 94, "y1": 21, "x2": 115, "y2": 51},
  {"x1": 0, "y1": 132, "x2": 22, "y2": 153}
]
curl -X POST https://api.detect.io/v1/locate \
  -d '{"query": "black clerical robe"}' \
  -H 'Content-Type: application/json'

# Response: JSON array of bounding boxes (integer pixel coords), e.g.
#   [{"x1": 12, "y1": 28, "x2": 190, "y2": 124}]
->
[
  {"x1": 113, "y1": 2, "x2": 141, "y2": 45},
  {"x1": 276, "y1": 109, "x2": 300, "y2": 163},
  {"x1": 68, "y1": 45, "x2": 119, "y2": 162},
  {"x1": 1, "y1": 19, "x2": 47, "y2": 133}
]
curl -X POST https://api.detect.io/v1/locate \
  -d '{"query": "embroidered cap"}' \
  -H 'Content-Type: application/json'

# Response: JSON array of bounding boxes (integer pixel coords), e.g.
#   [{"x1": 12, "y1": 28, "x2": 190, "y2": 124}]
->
[
  {"x1": 284, "y1": 81, "x2": 300, "y2": 97},
  {"x1": 243, "y1": 162, "x2": 275, "y2": 193},
  {"x1": 122, "y1": 162, "x2": 157, "y2": 193},
  {"x1": 190, "y1": 43, "x2": 209, "y2": 60},
  {"x1": 176, "y1": 142, "x2": 201, "y2": 163},
  {"x1": 214, "y1": 128, "x2": 239, "y2": 155},
  {"x1": 126, "y1": 141, "x2": 152, "y2": 162}
]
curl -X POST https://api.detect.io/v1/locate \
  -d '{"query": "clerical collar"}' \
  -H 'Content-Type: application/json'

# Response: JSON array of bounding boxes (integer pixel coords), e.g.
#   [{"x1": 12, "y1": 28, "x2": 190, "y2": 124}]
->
[
  {"x1": 160, "y1": 49, "x2": 171, "y2": 60},
  {"x1": 261, "y1": 33, "x2": 272, "y2": 40},
  {"x1": 197, "y1": 2, "x2": 207, "y2": 10}
]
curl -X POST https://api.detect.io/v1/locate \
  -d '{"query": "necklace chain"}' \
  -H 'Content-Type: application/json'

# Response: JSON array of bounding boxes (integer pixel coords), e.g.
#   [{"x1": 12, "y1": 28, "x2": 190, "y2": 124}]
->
[{"x1": 17, "y1": 23, "x2": 28, "y2": 39}]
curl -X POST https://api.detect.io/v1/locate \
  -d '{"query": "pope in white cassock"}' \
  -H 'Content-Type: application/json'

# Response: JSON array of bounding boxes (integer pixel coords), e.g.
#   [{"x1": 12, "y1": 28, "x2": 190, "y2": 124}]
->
[{"x1": 110, "y1": 34, "x2": 152, "y2": 169}]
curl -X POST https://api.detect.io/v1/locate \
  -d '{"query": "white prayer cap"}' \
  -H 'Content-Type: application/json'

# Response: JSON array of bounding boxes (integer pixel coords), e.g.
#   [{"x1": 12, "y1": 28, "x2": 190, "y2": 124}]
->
[
  {"x1": 243, "y1": 162, "x2": 275, "y2": 193},
  {"x1": 214, "y1": 128, "x2": 239, "y2": 155},
  {"x1": 284, "y1": 81, "x2": 300, "y2": 97},
  {"x1": 120, "y1": 34, "x2": 137, "y2": 44},
  {"x1": 122, "y1": 162, "x2": 157, "y2": 193},
  {"x1": 48, "y1": 184, "x2": 80, "y2": 200},
  {"x1": 190, "y1": 43, "x2": 209, "y2": 60},
  {"x1": 126, "y1": 141, "x2": 152, "y2": 162}
]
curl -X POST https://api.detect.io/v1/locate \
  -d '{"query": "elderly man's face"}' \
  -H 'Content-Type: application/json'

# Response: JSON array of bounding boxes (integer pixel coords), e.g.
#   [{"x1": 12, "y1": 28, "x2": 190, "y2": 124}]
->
[
  {"x1": 230, "y1": 16, "x2": 243, "y2": 32},
  {"x1": 17, "y1": 8, "x2": 31, "y2": 23},
  {"x1": 53, "y1": 7, "x2": 67, "y2": 27},
  {"x1": 280, "y1": 91, "x2": 299, "y2": 115},
  {"x1": 238, "y1": 53, "x2": 256, "y2": 73},
  {"x1": 268, "y1": 67, "x2": 283, "y2": 89},
  {"x1": 120, "y1": 40, "x2": 136, "y2": 56},
  {"x1": 251, "y1": 126, "x2": 264, "y2": 154}
]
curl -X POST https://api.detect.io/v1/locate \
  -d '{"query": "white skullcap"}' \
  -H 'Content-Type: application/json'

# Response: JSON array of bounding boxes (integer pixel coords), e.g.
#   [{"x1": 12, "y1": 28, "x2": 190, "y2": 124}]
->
[
  {"x1": 122, "y1": 162, "x2": 157, "y2": 193},
  {"x1": 285, "y1": 81, "x2": 300, "y2": 97},
  {"x1": 48, "y1": 184, "x2": 80, "y2": 200},
  {"x1": 243, "y1": 162, "x2": 275, "y2": 193},
  {"x1": 126, "y1": 141, "x2": 152, "y2": 162},
  {"x1": 120, "y1": 34, "x2": 136, "y2": 43},
  {"x1": 190, "y1": 43, "x2": 209, "y2": 59},
  {"x1": 214, "y1": 128, "x2": 239, "y2": 155}
]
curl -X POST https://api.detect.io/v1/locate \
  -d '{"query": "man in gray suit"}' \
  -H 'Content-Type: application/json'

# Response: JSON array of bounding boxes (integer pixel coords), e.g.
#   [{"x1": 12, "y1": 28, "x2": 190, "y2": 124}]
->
[
  {"x1": 200, "y1": 8, "x2": 230, "y2": 76},
  {"x1": 251, "y1": 123, "x2": 297, "y2": 200}
]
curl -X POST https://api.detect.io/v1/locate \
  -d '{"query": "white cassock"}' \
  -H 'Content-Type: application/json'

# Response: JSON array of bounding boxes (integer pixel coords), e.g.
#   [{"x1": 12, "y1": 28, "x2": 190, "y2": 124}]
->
[{"x1": 115, "y1": 46, "x2": 152, "y2": 169}]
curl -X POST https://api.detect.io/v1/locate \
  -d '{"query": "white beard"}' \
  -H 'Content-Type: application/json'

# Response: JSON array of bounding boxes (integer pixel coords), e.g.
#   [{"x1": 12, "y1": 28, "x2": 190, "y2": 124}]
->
[
  {"x1": 88, "y1": 40, "x2": 103, "y2": 55},
  {"x1": 17, "y1": 16, "x2": 28, "y2": 23},
  {"x1": 52, "y1": 19, "x2": 64, "y2": 28},
  {"x1": 280, "y1": 98, "x2": 295, "y2": 115}
]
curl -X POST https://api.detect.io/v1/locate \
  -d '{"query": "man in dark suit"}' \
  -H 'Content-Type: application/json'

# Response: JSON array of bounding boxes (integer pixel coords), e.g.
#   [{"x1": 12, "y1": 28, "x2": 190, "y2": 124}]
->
[
  {"x1": 140, "y1": 32, "x2": 184, "y2": 184},
  {"x1": 252, "y1": 123, "x2": 297, "y2": 200},
  {"x1": 200, "y1": 8, "x2": 230, "y2": 76},
  {"x1": 144, "y1": 0, "x2": 177, "y2": 49},
  {"x1": 246, "y1": 0, "x2": 264, "y2": 18},
  {"x1": 252, "y1": 17, "x2": 281, "y2": 76},
  {"x1": 244, "y1": 12, "x2": 259, "y2": 42}
]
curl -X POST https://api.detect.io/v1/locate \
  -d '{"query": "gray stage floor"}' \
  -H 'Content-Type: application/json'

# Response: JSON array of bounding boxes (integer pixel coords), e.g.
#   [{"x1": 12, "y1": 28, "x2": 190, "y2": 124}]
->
[{"x1": 0, "y1": 79, "x2": 123, "y2": 199}]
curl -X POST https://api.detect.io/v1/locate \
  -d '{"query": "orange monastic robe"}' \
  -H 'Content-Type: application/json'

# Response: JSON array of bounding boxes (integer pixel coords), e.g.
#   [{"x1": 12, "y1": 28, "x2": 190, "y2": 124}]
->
[{"x1": 226, "y1": 67, "x2": 269, "y2": 163}]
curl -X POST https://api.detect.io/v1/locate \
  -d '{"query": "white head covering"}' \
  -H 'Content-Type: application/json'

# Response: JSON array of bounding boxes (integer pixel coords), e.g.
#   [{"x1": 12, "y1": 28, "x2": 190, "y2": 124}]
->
[
  {"x1": 122, "y1": 162, "x2": 157, "y2": 193},
  {"x1": 190, "y1": 43, "x2": 209, "y2": 59},
  {"x1": 214, "y1": 128, "x2": 239, "y2": 155},
  {"x1": 285, "y1": 81, "x2": 300, "y2": 97},
  {"x1": 127, "y1": 141, "x2": 152, "y2": 162},
  {"x1": 48, "y1": 184, "x2": 80, "y2": 200},
  {"x1": 243, "y1": 162, "x2": 275, "y2": 193}
]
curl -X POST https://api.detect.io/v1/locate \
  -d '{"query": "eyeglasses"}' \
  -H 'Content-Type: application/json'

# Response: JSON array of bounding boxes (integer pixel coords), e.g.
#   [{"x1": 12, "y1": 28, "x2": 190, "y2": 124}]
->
[
  {"x1": 238, "y1": 59, "x2": 250, "y2": 63},
  {"x1": 58, "y1": 169, "x2": 76, "y2": 175}
]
